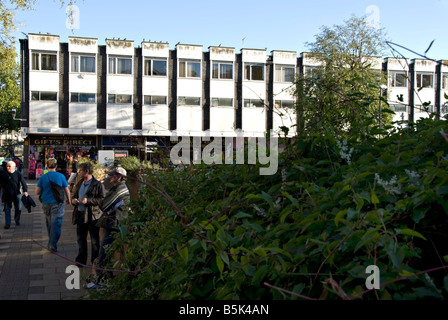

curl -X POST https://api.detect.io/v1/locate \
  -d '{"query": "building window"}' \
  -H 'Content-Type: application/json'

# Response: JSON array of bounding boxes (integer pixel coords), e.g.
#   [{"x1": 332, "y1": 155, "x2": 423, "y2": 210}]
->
[
  {"x1": 71, "y1": 54, "x2": 96, "y2": 73},
  {"x1": 303, "y1": 66, "x2": 321, "y2": 81},
  {"x1": 212, "y1": 62, "x2": 233, "y2": 80},
  {"x1": 108, "y1": 94, "x2": 132, "y2": 104},
  {"x1": 31, "y1": 52, "x2": 57, "y2": 71},
  {"x1": 179, "y1": 60, "x2": 201, "y2": 78},
  {"x1": 274, "y1": 100, "x2": 295, "y2": 109},
  {"x1": 244, "y1": 99, "x2": 265, "y2": 108},
  {"x1": 109, "y1": 56, "x2": 132, "y2": 75},
  {"x1": 389, "y1": 71, "x2": 407, "y2": 87},
  {"x1": 442, "y1": 73, "x2": 448, "y2": 90},
  {"x1": 416, "y1": 73, "x2": 433, "y2": 88},
  {"x1": 275, "y1": 65, "x2": 295, "y2": 82},
  {"x1": 211, "y1": 98, "x2": 233, "y2": 107},
  {"x1": 244, "y1": 63, "x2": 264, "y2": 81},
  {"x1": 31, "y1": 91, "x2": 58, "y2": 101},
  {"x1": 71, "y1": 93, "x2": 96, "y2": 103},
  {"x1": 442, "y1": 102, "x2": 448, "y2": 114},
  {"x1": 144, "y1": 95, "x2": 167, "y2": 105},
  {"x1": 390, "y1": 104, "x2": 407, "y2": 112},
  {"x1": 178, "y1": 96, "x2": 201, "y2": 106},
  {"x1": 415, "y1": 104, "x2": 434, "y2": 113},
  {"x1": 144, "y1": 58, "x2": 167, "y2": 76}
]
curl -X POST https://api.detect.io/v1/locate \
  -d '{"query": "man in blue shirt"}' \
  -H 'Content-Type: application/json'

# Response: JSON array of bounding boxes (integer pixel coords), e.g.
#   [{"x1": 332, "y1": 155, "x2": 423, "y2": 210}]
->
[{"x1": 35, "y1": 158, "x2": 71, "y2": 252}]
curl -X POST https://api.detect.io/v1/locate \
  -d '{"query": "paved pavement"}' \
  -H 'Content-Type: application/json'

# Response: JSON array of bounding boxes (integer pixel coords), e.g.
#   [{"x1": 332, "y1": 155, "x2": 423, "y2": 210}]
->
[{"x1": 0, "y1": 179, "x2": 91, "y2": 300}]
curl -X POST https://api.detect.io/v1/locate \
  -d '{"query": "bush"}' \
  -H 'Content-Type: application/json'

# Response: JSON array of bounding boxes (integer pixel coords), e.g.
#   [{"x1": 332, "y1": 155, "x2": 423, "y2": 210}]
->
[{"x1": 90, "y1": 117, "x2": 448, "y2": 300}]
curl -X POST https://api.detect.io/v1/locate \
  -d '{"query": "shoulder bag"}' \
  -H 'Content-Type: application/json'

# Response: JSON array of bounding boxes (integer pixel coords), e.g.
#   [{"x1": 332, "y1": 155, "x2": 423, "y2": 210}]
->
[{"x1": 47, "y1": 173, "x2": 65, "y2": 203}]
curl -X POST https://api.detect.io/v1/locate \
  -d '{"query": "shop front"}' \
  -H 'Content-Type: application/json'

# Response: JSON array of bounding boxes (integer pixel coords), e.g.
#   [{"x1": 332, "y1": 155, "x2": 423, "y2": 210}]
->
[
  {"x1": 101, "y1": 136, "x2": 146, "y2": 161},
  {"x1": 27, "y1": 135, "x2": 98, "y2": 179}
]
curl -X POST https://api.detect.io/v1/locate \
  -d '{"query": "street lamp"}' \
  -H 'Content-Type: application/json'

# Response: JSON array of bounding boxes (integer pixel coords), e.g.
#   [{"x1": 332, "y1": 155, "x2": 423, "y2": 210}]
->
[{"x1": 11, "y1": 108, "x2": 27, "y2": 121}]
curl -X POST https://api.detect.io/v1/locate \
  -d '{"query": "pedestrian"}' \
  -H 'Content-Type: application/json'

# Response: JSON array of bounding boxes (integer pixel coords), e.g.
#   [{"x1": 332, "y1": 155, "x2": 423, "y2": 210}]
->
[
  {"x1": 35, "y1": 158, "x2": 71, "y2": 252},
  {"x1": 88, "y1": 166, "x2": 130, "y2": 288},
  {"x1": 0, "y1": 161, "x2": 28, "y2": 229},
  {"x1": 0, "y1": 184, "x2": 4, "y2": 238},
  {"x1": 71, "y1": 161, "x2": 105, "y2": 267}
]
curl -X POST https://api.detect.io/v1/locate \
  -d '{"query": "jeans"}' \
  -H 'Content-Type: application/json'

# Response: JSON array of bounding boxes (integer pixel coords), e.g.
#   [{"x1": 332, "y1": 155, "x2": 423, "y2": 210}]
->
[
  {"x1": 95, "y1": 227, "x2": 116, "y2": 283},
  {"x1": 42, "y1": 203, "x2": 65, "y2": 251},
  {"x1": 98, "y1": 227, "x2": 115, "y2": 268},
  {"x1": 4, "y1": 194, "x2": 22, "y2": 226},
  {"x1": 75, "y1": 216, "x2": 100, "y2": 265}
]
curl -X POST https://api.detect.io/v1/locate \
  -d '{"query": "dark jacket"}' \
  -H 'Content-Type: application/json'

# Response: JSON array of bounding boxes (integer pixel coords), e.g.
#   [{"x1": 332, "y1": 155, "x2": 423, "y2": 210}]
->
[
  {"x1": 71, "y1": 176, "x2": 105, "y2": 223},
  {"x1": 96, "y1": 181, "x2": 130, "y2": 230},
  {"x1": 0, "y1": 167, "x2": 28, "y2": 206},
  {"x1": 21, "y1": 195, "x2": 37, "y2": 213}
]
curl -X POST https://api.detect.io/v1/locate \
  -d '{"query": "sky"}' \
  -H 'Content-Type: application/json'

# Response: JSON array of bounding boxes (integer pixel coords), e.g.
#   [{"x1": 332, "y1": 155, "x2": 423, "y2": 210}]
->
[{"x1": 11, "y1": 0, "x2": 448, "y2": 60}]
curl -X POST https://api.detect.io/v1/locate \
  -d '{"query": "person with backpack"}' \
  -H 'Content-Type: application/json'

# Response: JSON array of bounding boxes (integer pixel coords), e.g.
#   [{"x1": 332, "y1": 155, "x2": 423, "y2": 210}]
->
[{"x1": 35, "y1": 158, "x2": 71, "y2": 252}]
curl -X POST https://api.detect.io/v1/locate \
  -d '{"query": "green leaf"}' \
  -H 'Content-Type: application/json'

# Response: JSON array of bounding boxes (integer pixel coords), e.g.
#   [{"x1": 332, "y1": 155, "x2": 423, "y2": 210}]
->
[
  {"x1": 396, "y1": 228, "x2": 427, "y2": 240},
  {"x1": 219, "y1": 250, "x2": 230, "y2": 266},
  {"x1": 178, "y1": 246, "x2": 189, "y2": 263},
  {"x1": 216, "y1": 253, "x2": 224, "y2": 274},
  {"x1": 371, "y1": 191, "x2": 380, "y2": 204},
  {"x1": 234, "y1": 211, "x2": 252, "y2": 219},
  {"x1": 334, "y1": 209, "x2": 347, "y2": 226}
]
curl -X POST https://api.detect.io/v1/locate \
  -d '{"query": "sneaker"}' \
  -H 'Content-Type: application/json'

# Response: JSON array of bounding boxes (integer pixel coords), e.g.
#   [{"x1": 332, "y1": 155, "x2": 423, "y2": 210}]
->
[
  {"x1": 15, "y1": 222, "x2": 20, "y2": 226},
  {"x1": 4, "y1": 225, "x2": 10, "y2": 229},
  {"x1": 87, "y1": 282, "x2": 101, "y2": 289}
]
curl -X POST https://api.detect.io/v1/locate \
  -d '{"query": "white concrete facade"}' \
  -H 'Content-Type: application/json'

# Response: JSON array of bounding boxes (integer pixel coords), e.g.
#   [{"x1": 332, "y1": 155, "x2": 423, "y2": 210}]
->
[{"x1": 20, "y1": 34, "x2": 448, "y2": 148}]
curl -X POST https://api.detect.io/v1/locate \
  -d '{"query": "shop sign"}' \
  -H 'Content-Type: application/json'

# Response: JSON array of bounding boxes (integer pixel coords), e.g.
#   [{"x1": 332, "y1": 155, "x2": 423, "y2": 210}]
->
[
  {"x1": 30, "y1": 136, "x2": 95, "y2": 146},
  {"x1": 102, "y1": 136, "x2": 144, "y2": 147},
  {"x1": 114, "y1": 150, "x2": 128, "y2": 158}
]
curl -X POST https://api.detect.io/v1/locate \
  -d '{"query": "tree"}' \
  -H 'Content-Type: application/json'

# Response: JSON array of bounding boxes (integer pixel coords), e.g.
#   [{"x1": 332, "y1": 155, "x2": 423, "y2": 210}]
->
[
  {"x1": 296, "y1": 15, "x2": 390, "y2": 140},
  {"x1": 0, "y1": 1, "x2": 36, "y2": 133},
  {"x1": 0, "y1": 42, "x2": 20, "y2": 133},
  {"x1": 0, "y1": 0, "x2": 74, "y2": 133}
]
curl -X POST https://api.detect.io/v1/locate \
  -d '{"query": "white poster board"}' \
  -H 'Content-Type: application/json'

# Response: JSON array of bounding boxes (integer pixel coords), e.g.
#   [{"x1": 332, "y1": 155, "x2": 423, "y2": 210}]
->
[{"x1": 98, "y1": 150, "x2": 115, "y2": 168}]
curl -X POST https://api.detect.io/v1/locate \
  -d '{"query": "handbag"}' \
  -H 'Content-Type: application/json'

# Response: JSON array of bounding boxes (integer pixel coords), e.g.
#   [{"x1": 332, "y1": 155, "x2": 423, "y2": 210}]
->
[{"x1": 47, "y1": 174, "x2": 65, "y2": 203}]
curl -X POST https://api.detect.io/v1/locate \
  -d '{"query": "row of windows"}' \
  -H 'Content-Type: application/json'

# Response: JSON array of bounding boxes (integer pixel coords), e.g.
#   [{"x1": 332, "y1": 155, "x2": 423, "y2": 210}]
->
[
  {"x1": 388, "y1": 71, "x2": 448, "y2": 89},
  {"x1": 30, "y1": 51, "x2": 295, "y2": 82},
  {"x1": 303, "y1": 66, "x2": 448, "y2": 90},
  {"x1": 32, "y1": 51, "x2": 448, "y2": 89},
  {"x1": 389, "y1": 104, "x2": 435, "y2": 113},
  {"x1": 30, "y1": 91, "x2": 294, "y2": 108}
]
